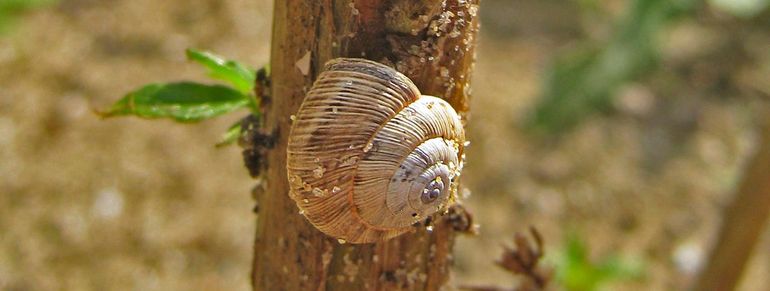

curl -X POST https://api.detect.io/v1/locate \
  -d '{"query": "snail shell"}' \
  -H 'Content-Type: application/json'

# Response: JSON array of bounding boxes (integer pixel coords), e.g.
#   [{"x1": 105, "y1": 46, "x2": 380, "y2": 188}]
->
[{"x1": 287, "y1": 58, "x2": 465, "y2": 243}]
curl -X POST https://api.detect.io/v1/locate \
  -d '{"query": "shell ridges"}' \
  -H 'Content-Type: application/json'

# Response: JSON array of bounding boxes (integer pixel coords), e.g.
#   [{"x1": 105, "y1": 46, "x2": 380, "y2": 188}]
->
[{"x1": 287, "y1": 58, "x2": 465, "y2": 243}]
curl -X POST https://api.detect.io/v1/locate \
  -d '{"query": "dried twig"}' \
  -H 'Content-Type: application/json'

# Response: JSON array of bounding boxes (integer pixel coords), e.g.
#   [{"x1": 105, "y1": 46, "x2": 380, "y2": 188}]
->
[
  {"x1": 497, "y1": 227, "x2": 552, "y2": 290},
  {"x1": 462, "y1": 226, "x2": 553, "y2": 291}
]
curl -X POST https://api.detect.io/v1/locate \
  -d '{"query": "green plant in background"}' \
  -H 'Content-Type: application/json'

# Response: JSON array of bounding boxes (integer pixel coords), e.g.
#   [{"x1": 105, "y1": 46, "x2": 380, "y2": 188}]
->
[
  {"x1": 528, "y1": 0, "x2": 697, "y2": 134},
  {"x1": 530, "y1": 0, "x2": 770, "y2": 135},
  {"x1": 99, "y1": 49, "x2": 265, "y2": 146},
  {"x1": 552, "y1": 233, "x2": 644, "y2": 291},
  {"x1": 0, "y1": 0, "x2": 57, "y2": 34}
]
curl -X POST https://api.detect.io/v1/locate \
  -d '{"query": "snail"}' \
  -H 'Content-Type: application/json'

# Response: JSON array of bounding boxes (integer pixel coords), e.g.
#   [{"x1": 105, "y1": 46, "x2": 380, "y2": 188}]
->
[{"x1": 287, "y1": 58, "x2": 465, "y2": 243}]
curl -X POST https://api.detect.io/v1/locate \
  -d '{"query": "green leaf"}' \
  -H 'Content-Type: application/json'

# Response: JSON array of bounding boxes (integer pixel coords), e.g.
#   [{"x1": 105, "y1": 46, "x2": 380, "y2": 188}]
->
[
  {"x1": 99, "y1": 82, "x2": 249, "y2": 122},
  {"x1": 216, "y1": 120, "x2": 242, "y2": 147},
  {"x1": 186, "y1": 48, "x2": 255, "y2": 94}
]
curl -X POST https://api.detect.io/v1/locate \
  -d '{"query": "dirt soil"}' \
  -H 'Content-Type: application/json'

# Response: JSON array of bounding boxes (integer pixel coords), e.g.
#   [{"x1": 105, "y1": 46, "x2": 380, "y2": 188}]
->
[{"x1": 1, "y1": 0, "x2": 769, "y2": 290}]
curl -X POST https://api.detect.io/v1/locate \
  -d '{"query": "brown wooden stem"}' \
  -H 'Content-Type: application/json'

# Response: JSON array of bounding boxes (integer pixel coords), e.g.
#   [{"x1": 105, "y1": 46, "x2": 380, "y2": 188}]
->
[
  {"x1": 692, "y1": 109, "x2": 770, "y2": 291},
  {"x1": 246, "y1": 1, "x2": 480, "y2": 290}
]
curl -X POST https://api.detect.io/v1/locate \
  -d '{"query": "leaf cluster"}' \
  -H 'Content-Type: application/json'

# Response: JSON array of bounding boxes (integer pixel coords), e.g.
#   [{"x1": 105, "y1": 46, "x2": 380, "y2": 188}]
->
[{"x1": 99, "y1": 49, "x2": 265, "y2": 146}]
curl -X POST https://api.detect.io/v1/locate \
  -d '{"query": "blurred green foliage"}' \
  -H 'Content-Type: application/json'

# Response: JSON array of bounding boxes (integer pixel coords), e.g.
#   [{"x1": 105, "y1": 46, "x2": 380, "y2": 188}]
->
[
  {"x1": 553, "y1": 234, "x2": 645, "y2": 291},
  {"x1": 0, "y1": 0, "x2": 57, "y2": 34},
  {"x1": 529, "y1": 0, "x2": 698, "y2": 134},
  {"x1": 100, "y1": 49, "x2": 263, "y2": 146},
  {"x1": 530, "y1": 0, "x2": 770, "y2": 135}
]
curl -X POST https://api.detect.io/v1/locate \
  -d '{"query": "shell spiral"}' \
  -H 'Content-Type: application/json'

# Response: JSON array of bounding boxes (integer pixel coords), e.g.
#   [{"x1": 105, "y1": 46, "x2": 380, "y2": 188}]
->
[{"x1": 287, "y1": 58, "x2": 465, "y2": 244}]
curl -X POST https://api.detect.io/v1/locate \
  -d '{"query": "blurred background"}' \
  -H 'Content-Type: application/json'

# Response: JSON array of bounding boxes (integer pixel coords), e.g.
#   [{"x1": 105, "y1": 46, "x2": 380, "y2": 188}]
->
[{"x1": 1, "y1": 0, "x2": 769, "y2": 290}]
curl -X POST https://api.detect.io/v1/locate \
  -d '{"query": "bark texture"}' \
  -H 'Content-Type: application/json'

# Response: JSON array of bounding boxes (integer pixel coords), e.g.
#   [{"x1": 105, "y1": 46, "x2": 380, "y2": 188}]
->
[{"x1": 245, "y1": 1, "x2": 480, "y2": 290}]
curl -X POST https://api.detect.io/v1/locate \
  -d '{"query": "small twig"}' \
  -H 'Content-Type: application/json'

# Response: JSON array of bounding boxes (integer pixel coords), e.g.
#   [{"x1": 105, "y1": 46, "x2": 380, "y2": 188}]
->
[
  {"x1": 497, "y1": 227, "x2": 552, "y2": 290},
  {"x1": 461, "y1": 226, "x2": 553, "y2": 291}
]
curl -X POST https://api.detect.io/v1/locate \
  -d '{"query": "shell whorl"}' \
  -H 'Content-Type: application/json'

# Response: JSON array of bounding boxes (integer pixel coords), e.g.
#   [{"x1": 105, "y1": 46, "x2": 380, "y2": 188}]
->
[{"x1": 287, "y1": 58, "x2": 465, "y2": 243}]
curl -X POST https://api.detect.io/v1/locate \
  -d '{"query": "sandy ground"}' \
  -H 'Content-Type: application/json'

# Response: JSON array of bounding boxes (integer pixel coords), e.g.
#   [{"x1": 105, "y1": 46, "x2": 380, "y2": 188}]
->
[{"x1": 1, "y1": 0, "x2": 769, "y2": 290}]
